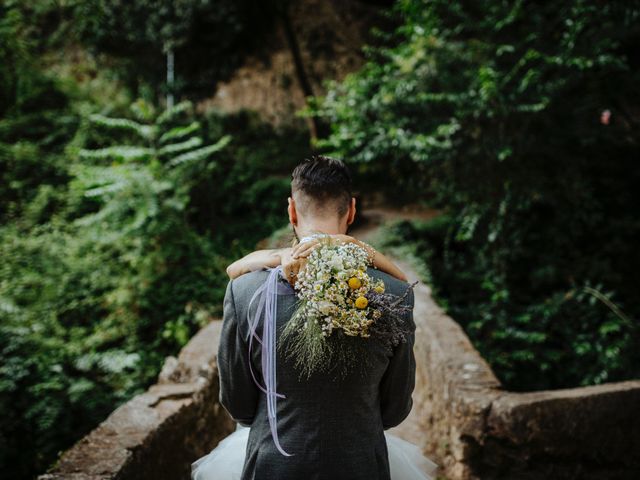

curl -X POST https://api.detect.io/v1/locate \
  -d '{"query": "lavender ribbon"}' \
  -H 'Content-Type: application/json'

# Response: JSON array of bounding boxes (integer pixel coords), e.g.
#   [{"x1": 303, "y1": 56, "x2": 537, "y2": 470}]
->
[{"x1": 247, "y1": 266, "x2": 295, "y2": 456}]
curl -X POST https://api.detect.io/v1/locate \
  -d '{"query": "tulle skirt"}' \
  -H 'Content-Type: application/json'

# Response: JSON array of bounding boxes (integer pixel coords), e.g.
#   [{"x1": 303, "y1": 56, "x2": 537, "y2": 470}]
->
[{"x1": 192, "y1": 426, "x2": 438, "y2": 480}]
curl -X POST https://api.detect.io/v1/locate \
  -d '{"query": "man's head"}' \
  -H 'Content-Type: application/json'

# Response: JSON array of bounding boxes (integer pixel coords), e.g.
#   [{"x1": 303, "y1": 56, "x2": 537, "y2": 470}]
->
[{"x1": 288, "y1": 155, "x2": 356, "y2": 235}]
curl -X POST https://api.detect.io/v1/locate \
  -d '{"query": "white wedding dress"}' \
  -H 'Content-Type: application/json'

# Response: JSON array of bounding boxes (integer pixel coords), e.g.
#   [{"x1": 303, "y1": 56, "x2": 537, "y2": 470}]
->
[{"x1": 192, "y1": 424, "x2": 438, "y2": 480}]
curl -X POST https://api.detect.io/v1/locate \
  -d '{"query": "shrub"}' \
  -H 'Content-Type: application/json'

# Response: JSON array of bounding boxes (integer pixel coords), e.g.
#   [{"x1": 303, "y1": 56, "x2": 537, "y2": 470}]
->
[
  {"x1": 313, "y1": 0, "x2": 640, "y2": 390},
  {"x1": 1, "y1": 98, "x2": 309, "y2": 478}
]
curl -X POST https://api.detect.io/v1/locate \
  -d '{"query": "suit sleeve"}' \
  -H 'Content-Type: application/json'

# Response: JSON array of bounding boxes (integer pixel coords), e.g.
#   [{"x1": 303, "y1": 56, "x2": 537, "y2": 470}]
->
[
  {"x1": 217, "y1": 280, "x2": 260, "y2": 426},
  {"x1": 380, "y1": 287, "x2": 417, "y2": 429}
]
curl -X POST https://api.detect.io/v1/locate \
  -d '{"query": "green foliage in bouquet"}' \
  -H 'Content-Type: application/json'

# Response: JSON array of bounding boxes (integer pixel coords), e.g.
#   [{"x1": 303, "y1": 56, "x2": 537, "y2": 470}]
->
[
  {"x1": 311, "y1": 0, "x2": 640, "y2": 390},
  {"x1": 281, "y1": 238, "x2": 414, "y2": 379},
  {"x1": 281, "y1": 240, "x2": 375, "y2": 379}
]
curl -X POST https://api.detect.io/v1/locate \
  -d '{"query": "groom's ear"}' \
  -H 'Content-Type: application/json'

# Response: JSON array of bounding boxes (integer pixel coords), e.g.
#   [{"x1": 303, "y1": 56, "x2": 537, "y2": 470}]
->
[
  {"x1": 346, "y1": 197, "x2": 357, "y2": 226},
  {"x1": 288, "y1": 197, "x2": 298, "y2": 226}
]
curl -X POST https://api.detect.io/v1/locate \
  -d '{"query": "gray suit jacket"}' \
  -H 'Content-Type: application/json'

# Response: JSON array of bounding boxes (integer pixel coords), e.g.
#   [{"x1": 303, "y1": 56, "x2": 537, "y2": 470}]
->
[{"x1": 218, "y1": 267, "x2": 416, "y2": 480}]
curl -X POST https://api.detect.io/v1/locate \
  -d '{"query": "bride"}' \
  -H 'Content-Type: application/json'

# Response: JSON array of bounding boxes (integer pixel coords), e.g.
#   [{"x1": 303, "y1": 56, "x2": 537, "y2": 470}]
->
[{"x1": 192, "y1": 230, "x2": 438, "y2": 480}]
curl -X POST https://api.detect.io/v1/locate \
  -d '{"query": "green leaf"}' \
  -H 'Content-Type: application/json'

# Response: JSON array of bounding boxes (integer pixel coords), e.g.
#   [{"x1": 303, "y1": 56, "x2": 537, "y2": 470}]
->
[
  {"x1": 88, "y1": 114, "x2": 155, "y2": 140},
  {"x1": 158, "y1": 136, "x2": 203, "y2": 156},
  {"x1": 168, "y1": 134, "x2": 231, "y2": 166},
  {"x1": 158, "y1": 121, "x2": 200, "y2": 144},
  {"x1": 79, "y1": 146, "x2": 154, "y2": 162}
]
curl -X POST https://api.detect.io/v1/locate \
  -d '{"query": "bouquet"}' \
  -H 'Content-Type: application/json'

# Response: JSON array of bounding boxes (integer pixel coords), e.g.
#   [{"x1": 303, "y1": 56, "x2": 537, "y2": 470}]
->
[{"x1": 280, "y1": 237, "x2": 415, "y2": 379}]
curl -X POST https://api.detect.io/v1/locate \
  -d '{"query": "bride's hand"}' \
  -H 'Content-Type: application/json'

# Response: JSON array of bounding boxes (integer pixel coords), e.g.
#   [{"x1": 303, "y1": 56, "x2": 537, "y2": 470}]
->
[
  {"x1": 290, "y1": 235, "x2": 408, "y2": 282},
  {"x1": 281, "y1": 248, "x2": 307, "y2": 286}
]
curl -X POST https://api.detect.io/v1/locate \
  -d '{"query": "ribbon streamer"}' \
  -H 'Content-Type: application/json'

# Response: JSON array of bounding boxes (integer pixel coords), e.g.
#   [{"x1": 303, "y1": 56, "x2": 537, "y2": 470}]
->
[{"x1": 247, "y1": 266, "x2": 294, "y2": 456}]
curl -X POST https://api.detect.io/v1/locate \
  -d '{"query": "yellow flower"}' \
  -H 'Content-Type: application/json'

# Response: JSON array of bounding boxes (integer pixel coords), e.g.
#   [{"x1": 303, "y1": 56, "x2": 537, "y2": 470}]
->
[
  {"x1": 374, "y1": 284, "x2": 385, "y2": 294},
  {"x1": 348, "y1": 277, "x2": 362, "y2": 289},
  {"x1": 355, "y1": 296, "x2": 368, "y2": 309}
]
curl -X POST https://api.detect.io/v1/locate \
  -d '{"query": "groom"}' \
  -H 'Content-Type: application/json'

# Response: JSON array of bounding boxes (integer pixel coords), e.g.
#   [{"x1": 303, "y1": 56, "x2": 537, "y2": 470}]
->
[{"x1": 217, "y1": 156, "x2": 416, "y2": 480}]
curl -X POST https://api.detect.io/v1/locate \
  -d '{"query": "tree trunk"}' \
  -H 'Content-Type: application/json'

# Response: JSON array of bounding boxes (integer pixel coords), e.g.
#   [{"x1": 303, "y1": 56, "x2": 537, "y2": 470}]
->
[{"x1": 280, "y1": 6, "x2": 320, "y2": 141}]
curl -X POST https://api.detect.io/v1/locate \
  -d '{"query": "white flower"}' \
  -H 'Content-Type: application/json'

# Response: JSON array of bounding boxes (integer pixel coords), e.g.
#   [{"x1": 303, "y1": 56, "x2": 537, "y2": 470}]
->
[
  {"x1": 329, "y1": 257, "x2": 343, "y2": 270},
  {"x1": 317, "y1": 300, "x2": 334, "y2": 315},
  {"x1": 293, "y1": 239, "x2": 376, "y2": 339}
]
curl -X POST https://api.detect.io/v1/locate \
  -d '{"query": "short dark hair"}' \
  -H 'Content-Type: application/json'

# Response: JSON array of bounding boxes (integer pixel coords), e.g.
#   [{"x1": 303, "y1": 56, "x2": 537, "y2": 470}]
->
[{"x1": 291, "y1": 155, "x2": 352, "y2": 217}]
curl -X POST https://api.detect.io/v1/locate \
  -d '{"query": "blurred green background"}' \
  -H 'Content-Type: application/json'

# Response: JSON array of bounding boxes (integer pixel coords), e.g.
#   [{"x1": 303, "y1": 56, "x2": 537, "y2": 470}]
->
[{"x1": 1, "y1": 0, "x2": 639, "y2": 478}]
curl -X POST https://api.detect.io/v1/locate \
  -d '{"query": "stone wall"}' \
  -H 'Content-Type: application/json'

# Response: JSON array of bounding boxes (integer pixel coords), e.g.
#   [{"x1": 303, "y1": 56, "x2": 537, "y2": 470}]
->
[
  {"x1": 396, "y1": 259, "x2": 640, "y2": 480},
  {"x1": 39, "y1": 321, "x2": 234, "y2": 480}
]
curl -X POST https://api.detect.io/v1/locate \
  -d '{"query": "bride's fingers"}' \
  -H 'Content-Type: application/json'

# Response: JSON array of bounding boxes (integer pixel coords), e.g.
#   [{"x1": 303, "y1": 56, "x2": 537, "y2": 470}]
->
[
  {"x1": 293, "y1": 239, "x2": 316, "y2": 253},
  {"x1": 297, "y1": 245, "x2": 318, "y2": 258},
  {"x1": 291, "y1": 246, "x2": 306, "y2": 259},
  {"x1": 293, "y1": 241, "x2": 318, "y2": 258},
  {"x1": 291, "y1": 244, "x2": 302, "y2": 257},
  {"x1": 293, "y1": 243, "x2": 318, "y2": 258}
]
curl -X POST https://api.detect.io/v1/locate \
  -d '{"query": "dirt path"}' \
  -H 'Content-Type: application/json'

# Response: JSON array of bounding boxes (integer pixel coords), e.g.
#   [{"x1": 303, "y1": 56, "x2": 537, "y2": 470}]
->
[{"x1": 349, "y1": 206, "x2": 440, "y2": 240}]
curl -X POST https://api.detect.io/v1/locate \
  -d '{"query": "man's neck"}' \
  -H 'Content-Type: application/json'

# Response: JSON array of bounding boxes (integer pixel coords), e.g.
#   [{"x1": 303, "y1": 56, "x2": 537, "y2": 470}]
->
[{"x1": 296, "y1": 220, "x2": 344, "y2": 238}]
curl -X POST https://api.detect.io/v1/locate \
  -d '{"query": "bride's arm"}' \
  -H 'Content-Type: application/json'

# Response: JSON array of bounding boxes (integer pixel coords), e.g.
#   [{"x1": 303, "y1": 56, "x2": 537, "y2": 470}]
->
[
  {"x1": 365, "y1": 246, "x2": 408, "y2": 282},
  {"x1": 292, "y1": 235, "x2": 408, "y2": 282},
  {"x1": 226, "y1": 236, "x2": 408, "y2": 283},
  {"x1": 226, "y1": 248, "x2": 291, "y2": 279}
]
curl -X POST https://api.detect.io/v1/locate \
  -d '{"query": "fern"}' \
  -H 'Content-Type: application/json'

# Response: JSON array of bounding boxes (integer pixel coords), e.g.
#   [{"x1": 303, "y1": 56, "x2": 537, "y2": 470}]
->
[
  {"x1": 79, "y1": 146, "x2": 154, "y2": 162},
  {"x1": 72, "y1": 101, "x2": 231, "y2": 239},
  {"x1": 159, "y1": 121, "x2": 200, "y2": 144},
  {"x1": 157, "y1": 136, "x2": 203, "y2": 156},
  {"x1": 88, "y1": 114, "x2": 156, "y2": 140},
  {"x1": 79, "y1": 100, "x2": 230, "y2": 169},
  {"x1": 168, "y1": 135, "x2": 231, "y2": 166}
]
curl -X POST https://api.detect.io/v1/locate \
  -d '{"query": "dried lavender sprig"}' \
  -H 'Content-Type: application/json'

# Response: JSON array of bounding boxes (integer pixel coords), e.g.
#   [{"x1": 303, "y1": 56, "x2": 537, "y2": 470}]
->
[{"x1": 365, "y1": 282, "x2": 417, "y2": 353}]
